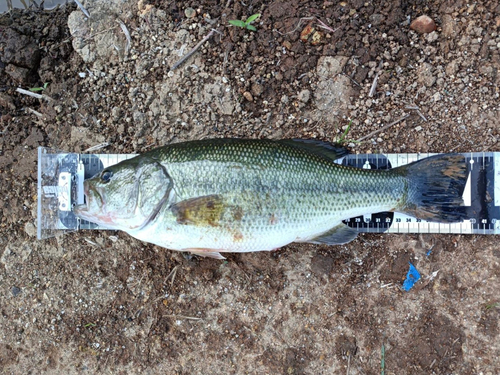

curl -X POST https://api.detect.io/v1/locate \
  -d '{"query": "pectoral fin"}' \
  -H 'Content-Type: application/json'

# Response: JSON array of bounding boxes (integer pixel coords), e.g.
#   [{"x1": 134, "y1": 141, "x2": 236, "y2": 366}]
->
[
  {"x1": 307, "y1": 223, "x2": 358, "y2": 245},
  {"x1": 170, "y1": 195, "x2": 225, "y2": 227},
  {"x1": 184, "y1": 248, "x2": 226, "y2": 260}
]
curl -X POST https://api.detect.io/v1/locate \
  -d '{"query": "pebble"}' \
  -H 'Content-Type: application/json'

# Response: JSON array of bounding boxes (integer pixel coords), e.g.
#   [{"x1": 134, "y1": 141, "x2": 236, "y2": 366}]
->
[
  {"x1": 441, "y1": 15, "x2": 458, "y2": 38},
  {"x1": 243, "y1": 91, "x2": 253, "y2": 102},
  {"x1": 24, "y1": 222, "x2": 36, "y2": 237},
  {"x1": 369, "y1": 14, "x2": 386, "y2": 27},
  {"x1": 417, "y1": 62, "x2": 436, "y2": 87},
  {"x1": 11, "y1": 286, "x2": 21, "y2": 297},
  {"x1": 184, "y1": 7, "x2": 196, "y2": 18},
  {"x1": 0, "y1": 93, "x2": 16, "y2": 111},
  {"x1": 410, "y1": 15, "x2": 436, "y2": 34},
  {"x1": 298, "y1": 89, "x2": 311, "y2": 103},
  {"x1": 251, "y1": 83, "x2": 264, "y2": 97}
]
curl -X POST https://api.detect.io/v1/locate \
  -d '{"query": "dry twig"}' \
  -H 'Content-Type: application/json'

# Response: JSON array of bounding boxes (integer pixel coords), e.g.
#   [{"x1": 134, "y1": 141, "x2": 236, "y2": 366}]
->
[
  {"x1": 16, "y1": 88, "x2": 54, "y2": 102},
  {"x1": 368, "y1": 72, "x2": 379, "y2": 97},
  {"x1": 170, "y1": 29, "x2": 218, "y2": 71},
  {"x1": 74, "y1": 0, "x2": 90, "y2": 18},
  {"x1": 356, "y1": 114, "x2": 410, "y2": 143},
  {"x1": 117, "y1": 19, "x2": 131, "y2": 55},
  {"x1": 83, "y1": 142, "x2": 110, "y2": 153}
]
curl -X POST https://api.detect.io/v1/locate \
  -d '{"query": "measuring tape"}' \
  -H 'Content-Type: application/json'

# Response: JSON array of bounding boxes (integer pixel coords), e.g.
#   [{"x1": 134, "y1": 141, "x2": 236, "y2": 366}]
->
[
  {"x1": 339, "y1": 152, "x2": 499, "y2": 235},
  {"x1": 37, "y1": 147, "x2": 499, "y2": 239}
]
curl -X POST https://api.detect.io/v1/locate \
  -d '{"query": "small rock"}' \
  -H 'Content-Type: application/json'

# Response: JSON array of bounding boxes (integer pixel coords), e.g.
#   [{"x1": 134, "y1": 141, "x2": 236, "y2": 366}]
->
[
  {"x1": 316, "y1": 56, "x2": 349, "y2": 78},
  {"x1": 369, "y1": 13, "x2": 385, "y2": 26},
  {"x1": 5, "y1": 64, "x2": 30, "y2": 84},
  {"x1": 24, "y1": 222, "x2": 37, "y2": 237},
  {"x1": 0, "y1": 93, "x2": 16, "y2": 111},
  {"x1": 298, "y1": 89, "x2": 311, "y2": 103},
  {"x1": 417, "y1": 62, "x2": 436, "y2": 87},
  {"x1": 310, "y1": 31, "x2": 323, "y2": 45},
  {"x1": 441, "y1": 14, "x2": 458, "y2": 37},
  {"x1": 425, "y1": 31, "x2": 439, "y2": 43},
  {"x1": 2, "y1": 29, "x2": 41, "y2": 69},
  {"x1": 251, "y1": 83, "x2": 264, "y2": 97},
  {"x1": 300, "y1": 24, "x2": 315, "y2": 43},
  {"x1": 410, "y1": 15, "x2": 436, "y2": 34},
  {"x1": 445, "y1": 60, "x2": 459, "y2": 76},
  {"x1": 243, "y1": 91, "x2": 253, "y2": 102},
  {"x1": 111, "y1": 106, "x2": 123, "y2": 119},
  {"x1": 184, "y1": 7, "x2": 196, "y2": 18},
  {"x1": 11, "y1": 286, "x2": 21, "y2": 297}
]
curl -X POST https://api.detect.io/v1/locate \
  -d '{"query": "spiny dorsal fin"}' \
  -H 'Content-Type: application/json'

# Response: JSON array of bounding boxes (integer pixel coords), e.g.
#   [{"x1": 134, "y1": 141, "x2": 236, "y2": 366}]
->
[
  {"x1": 278, "y1": 139, "x2": 348, "y2": 161},
  {"x1": 306, "y1": 223, "x2": 358, "y2": 245}
]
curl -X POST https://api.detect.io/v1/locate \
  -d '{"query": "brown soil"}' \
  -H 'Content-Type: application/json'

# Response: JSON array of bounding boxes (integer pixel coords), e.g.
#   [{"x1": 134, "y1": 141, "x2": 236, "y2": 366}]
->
[{"x1": 1, "y1": 0, "x2": 499, "y2": 374}]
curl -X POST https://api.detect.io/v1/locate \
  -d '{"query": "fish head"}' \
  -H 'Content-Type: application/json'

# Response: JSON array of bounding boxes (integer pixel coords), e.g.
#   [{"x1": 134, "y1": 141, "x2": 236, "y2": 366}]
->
[{"x1": 74, "y1": 156, "x2": 173, "y2": 230}]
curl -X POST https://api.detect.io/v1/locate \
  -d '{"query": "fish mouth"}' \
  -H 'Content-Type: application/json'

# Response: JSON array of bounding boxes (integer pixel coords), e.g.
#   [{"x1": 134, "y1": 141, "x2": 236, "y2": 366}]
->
[
  {"x1": 73, "y1": 183, "x2": 101, "y2": 218},
  {"x1": 73, "y1": 194, "x2": 89, "y2": 217}
]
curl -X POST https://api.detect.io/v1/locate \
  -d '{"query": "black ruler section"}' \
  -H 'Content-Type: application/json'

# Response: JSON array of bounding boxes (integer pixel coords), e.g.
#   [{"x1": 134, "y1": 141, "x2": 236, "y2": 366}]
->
[
  {"x1": 466, "y1": 154, "x2": 499, "y2": 232},
  {"x1": 341, "y1": 153, "x2": 500, "y2": 234}
]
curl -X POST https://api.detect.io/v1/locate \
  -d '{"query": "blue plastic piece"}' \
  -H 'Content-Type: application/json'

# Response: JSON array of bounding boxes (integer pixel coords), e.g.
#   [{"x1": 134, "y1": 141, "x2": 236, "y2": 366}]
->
[{"x1": 402, "y1": 263, "x2": 421, "y2": 291}]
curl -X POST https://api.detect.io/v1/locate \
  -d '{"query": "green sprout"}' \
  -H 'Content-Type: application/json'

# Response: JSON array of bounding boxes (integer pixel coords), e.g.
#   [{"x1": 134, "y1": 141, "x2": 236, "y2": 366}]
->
[
  {"x1": 29, "y1": 82, "x2": 49, "y2": 92},
  {"x1": 336, "y1": 120, "x2": 360, "y2": 145},
  {"x1": 229, "y1": 13, "x2": 260, "y2": 31}
]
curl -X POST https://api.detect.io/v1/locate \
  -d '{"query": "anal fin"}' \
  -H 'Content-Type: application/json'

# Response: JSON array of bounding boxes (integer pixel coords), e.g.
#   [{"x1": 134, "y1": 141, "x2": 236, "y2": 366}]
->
[
  {"x1": 183, "y1": 248, "x2": 226, "y2": 260},
  {"x1": 307, "y1": 224, "x2": 358, "y2": 245}
]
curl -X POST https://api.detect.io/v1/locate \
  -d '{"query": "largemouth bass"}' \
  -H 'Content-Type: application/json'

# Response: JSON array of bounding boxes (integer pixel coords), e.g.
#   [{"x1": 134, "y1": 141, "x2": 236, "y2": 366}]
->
[{"x1": 74, "y1": 139, "x2": 467, "y2": 259}]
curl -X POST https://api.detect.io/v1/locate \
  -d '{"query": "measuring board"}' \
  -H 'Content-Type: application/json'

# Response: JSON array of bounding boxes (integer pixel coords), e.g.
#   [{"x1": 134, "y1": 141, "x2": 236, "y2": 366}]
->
[{"x1": 37, "y1": 147, "x2": 500, "y2": 240}]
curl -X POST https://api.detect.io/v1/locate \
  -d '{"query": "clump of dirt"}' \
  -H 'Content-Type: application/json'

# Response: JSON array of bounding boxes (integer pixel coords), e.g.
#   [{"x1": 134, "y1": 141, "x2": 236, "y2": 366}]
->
[{"x1": 1, "y1": 0, "x2": 499, "y2": 374}]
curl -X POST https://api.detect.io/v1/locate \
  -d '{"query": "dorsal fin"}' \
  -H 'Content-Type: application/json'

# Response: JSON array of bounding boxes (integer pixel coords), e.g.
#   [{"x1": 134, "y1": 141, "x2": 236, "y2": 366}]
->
[{"x1": 278, "y1": 139, "x2": 348, "y2": 161}]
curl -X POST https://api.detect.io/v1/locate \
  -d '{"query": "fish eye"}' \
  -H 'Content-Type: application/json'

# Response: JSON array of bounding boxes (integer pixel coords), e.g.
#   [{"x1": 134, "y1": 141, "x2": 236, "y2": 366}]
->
[{"x1": 101, "y1": 170, "x2": 113, "y2": 183}]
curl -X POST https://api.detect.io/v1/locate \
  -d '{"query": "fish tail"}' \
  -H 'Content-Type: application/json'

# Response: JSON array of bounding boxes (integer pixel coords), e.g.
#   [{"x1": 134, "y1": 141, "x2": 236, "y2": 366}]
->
[{"x1": 397, "y1": 154, "x2": 468, "y2": 222}]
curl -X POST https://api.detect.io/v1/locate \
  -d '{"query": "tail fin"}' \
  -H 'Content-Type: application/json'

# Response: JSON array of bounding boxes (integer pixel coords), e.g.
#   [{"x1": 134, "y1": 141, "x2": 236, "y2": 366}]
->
[{"x1": 397, "y1": 154, "x2": 468, "y2": 222}]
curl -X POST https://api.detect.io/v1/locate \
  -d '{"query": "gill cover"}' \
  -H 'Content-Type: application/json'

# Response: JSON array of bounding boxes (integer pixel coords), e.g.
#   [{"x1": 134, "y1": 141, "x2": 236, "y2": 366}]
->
[{"x1": 77, "y1": 156, "x2": 173, "y2": 230}]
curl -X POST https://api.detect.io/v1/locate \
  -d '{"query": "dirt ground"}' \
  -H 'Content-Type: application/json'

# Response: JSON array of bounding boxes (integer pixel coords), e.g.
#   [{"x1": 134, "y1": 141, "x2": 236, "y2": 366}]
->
[{"x1": 1, "y1": 0, "x2": 500, "y2": 374}]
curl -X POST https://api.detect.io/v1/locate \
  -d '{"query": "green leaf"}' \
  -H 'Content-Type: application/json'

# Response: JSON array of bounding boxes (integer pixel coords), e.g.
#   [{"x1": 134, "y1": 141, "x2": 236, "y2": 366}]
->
[
  {"x1": 29, "y1": 87, "x2": 44, "y2": 92},
  {"x1": 245, "y1": 13, "x2": 260, "y2": 24},
  {"x1": 229, "y1": 20, "x2": 246, "y2": 28},
  {"x1": 246, "y1": 24, "x2": 257, "y2": 31}
]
